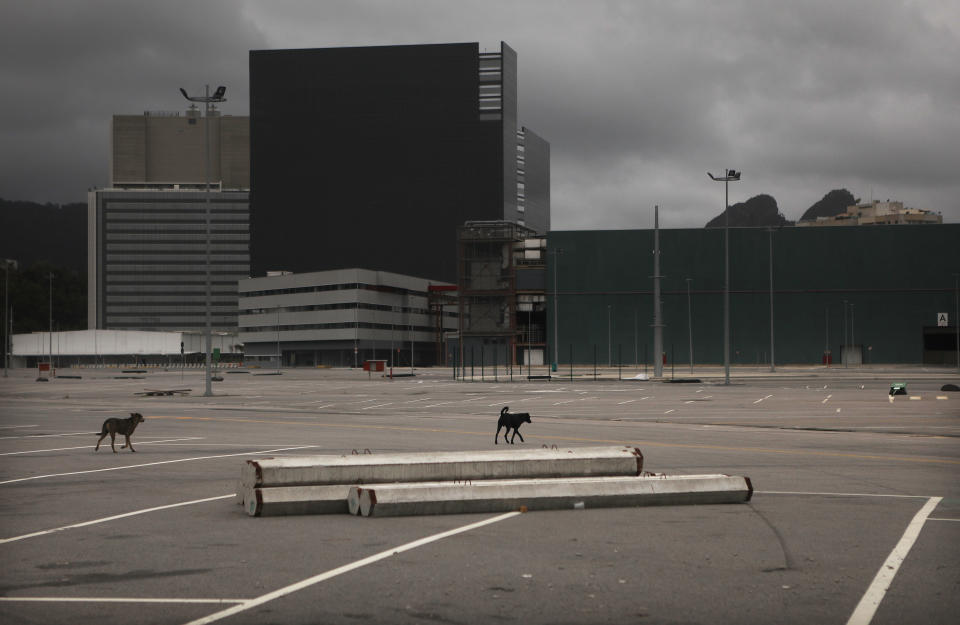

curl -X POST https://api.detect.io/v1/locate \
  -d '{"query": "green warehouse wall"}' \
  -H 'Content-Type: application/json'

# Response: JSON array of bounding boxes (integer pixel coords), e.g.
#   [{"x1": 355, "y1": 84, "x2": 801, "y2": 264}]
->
[{"x1": 547, "y1": 224, "x2": 960, "y2": 366}]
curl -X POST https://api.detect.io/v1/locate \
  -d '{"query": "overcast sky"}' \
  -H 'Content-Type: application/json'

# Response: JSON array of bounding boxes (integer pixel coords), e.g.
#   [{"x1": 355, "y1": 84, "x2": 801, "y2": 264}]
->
[{"x1": 2, "y1": 0, "x2": 958, "y2": 229}]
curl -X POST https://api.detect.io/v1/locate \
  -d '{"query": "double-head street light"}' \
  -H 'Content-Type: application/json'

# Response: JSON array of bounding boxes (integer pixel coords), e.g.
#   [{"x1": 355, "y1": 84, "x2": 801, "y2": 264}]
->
[
  {"x1": 180, "y1": 85, "x2": 226, "y2": 397},
  {"x1": 708, "y1": 169, "x2": 741, "y2": 385}
]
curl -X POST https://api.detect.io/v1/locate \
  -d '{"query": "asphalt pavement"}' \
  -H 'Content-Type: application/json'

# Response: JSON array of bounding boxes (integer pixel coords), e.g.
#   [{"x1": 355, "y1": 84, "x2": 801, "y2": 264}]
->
[{"x1": 1, "y1": 364, "x2": 958, "y2": 624}]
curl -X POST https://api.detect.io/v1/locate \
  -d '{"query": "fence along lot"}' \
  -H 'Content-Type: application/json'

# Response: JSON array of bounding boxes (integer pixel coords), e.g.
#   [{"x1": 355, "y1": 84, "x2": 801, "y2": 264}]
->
[{"x1": 0, "y1": 366, "x2": 957, "y2": 624}]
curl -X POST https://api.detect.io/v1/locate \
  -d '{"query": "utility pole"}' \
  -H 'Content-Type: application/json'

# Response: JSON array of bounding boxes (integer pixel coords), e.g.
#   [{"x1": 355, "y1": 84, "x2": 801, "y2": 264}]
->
[
  {"x1": 652, "y1": 205, "x2": 664, "y2": 378},
  {"x1": 551, "y1": 247, "x2": 563, "y2": 371},
  {"x1": 686, "y1": 278, "x2": 694, "y2": 374},
  {"x1": 48, "y1": 272, "x2": 53, "y2": 378},
  {"x1": 955, "y1": 273, "x2": 959, "y2": 371},
  {"x1": 2, "y1": 259, "x2": 14, "y2": 377},
  {"x1": 768, "y1": 228, "x2": 775, "y2": 372}
]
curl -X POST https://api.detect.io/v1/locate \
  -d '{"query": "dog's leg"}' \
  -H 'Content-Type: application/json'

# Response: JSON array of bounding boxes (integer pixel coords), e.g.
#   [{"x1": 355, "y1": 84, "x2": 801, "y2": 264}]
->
[
  {"x1": 110, "y1": 432, "x2": 117, "y2": 453},
  {"x1": 495, "y1": 424, "x2": 502, "y2": 444},
  {"x1": 514, "y1": 429, "x2": 524, "y2": 443},
  {"x1": 125, "y1": 435, "x2": 136, "y2": 452},
  {"x1": 95, "y1": 432, "x2": 107, "y2": 451}
]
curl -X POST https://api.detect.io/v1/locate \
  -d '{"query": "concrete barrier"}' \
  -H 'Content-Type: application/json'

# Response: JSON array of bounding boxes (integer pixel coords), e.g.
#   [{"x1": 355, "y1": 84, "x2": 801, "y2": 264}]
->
[
  {"x1": 241, "y1": 446, "x2": 644, "y2": 490},
  {"x1": 356, "y1": 474, "x2": 753, "y2": 517},
  {"x1": 244, "y1": 485, "x2": 352, "y2": 517}
]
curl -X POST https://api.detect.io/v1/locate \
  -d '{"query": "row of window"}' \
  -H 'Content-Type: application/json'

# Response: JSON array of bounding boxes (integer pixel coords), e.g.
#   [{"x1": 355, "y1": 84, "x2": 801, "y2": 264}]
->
[
  {"x1": 240, "y1": 321, "x2": 437, "y2": 334},
  {"x1": 241, "y1": 281, "x2": 433, "y2": 299},
  {"x1": 105, "y1": 231, "x2": 249, "y2": 239},
  {"x1": 106, "y1": 224, "x2": 249, "y2": 231},
  {"x1": 241, "y1": 301, "x2": 457, "y2": 318},
  {"x1": 105, "y1": 264, "x2": 249, "y2": 272}
]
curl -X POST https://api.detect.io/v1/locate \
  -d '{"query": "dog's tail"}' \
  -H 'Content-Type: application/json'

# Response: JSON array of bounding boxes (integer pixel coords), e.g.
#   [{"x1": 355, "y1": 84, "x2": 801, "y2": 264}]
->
[
  {"x1": 501, "y1": 406, "x2": 509, "y2": 415},
  {"x1": 97, "y1": 422, "x2": 108, "y2": 436}
]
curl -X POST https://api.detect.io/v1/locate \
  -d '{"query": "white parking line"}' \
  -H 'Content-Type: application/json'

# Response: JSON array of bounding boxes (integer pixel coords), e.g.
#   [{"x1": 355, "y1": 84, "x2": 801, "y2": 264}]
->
[
  {"x1": 184, "y1": 511, "x2": 521, "y2": 625},
  {"x1": 846, "y1": 497, "x2": 942, "y2": 625},
  {"x1": 822, "y1": 395, "x2": 832, "y2": 404},
  {"x1": 0, "y1": 597, "x2": 247, "y2": 604},
  {"x1": 0, "y1": 431, "x2": 95, "y2": 440},
  {"x1": 664, "y1": 409, "x2": 675, "y2": 414},
  {"x1": 362, "y1": 403, "x2": 393, "y2": 410},
  {"x1": 617, "y1": 399, "x2": 636, "y2": 405},
  {"x1": 552, "y1": 400, "x2": 575, "y2": 405},
  {"x1": 0, "y1": 445, "x2": 318, "y2": 486},
  {"x1": 0, "y1": 437, "x2": 203, "y2": 456},
  {"x1": 0, "y1": 425, "x2": 38, "y2": 430},
  {"x1": 0, "y1": 494, "x2": 235, "y2": 544},
  {"x1": 753, "y1": 395, "x2": 773, "y2": 404}
]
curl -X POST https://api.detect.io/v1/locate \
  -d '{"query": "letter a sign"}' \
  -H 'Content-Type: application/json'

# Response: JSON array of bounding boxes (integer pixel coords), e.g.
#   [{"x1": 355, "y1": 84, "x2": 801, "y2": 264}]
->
[{"x1": 938, "y1": 312, "x2": 949, "y2": 327}]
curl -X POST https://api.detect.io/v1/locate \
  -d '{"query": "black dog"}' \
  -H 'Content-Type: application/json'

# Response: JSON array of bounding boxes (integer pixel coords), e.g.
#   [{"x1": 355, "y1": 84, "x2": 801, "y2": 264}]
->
[
  {"x1": 495, "y1": 406, "x2": 531, "y2": 445},
  {"x1": 95, "y1": 413, "x2": 145, "y2": 453}
]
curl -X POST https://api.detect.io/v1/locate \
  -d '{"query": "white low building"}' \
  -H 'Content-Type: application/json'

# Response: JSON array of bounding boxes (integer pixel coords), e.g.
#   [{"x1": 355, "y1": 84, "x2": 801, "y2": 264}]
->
[
  {"x1": 238, "y1": 268, "x2": 457, "y2": 368},
  {"x1": 11, "y1": 329, "x2": 240, "y2": 368}
]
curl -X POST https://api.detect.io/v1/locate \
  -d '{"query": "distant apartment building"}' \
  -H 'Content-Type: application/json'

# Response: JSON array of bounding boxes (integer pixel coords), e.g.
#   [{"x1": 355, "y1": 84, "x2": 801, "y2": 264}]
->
[
  {"x1": 249, "y1": 42, "x2": 550, "y2": 282},
  {"x1": 798, "y1": 200, "x2": 942, "y2": 227},
  {"x1": 88, "y1": 108, "x2": 250, "y2": 332}
]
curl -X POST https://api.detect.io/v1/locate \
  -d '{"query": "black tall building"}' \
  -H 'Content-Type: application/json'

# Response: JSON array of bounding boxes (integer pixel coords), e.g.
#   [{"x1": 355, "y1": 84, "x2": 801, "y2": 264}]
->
[{"x1": 249, "y1": 42, "x2": 549, "y2": 282}]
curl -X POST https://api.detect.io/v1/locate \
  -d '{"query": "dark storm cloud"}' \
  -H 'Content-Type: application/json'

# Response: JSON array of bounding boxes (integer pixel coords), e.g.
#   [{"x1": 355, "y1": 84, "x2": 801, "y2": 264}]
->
[
  {"x1": 0, "y1": 1, "x2": 266, "y2": 203},
  {"x1": 2, "y1": 0, "x2": 958, "y2": 229}
]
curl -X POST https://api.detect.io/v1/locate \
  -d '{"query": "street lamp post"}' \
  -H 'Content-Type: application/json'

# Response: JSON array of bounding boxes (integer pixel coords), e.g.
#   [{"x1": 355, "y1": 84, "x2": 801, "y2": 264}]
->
[
  {"x1": 851, "y1": 303, "x2": 855, "y2": 365},
  {"x1": 48, "y1": 272, "x2": 53, "y2": 377},
  {"x1": 2, "y1": 259, "x2": 15, "y2": 377},
  {"x1": 708, "y1": 169, "x2": 741, "y2": 385},
  {"x1": 180, "y1": 85, "x2": 226, "y2": 397},
  {"x1": 768, "y1": 227, "x2": 775, "y2": 372},
  {"x1": 551, "y1": 247, "x2": 563, "y2": 371},
  {"x1": 955, "y1": 273, "x2": 959, "y2": 371},
  {"x1": 686, "y1": 278, "x2": 693, "y2": 375},
  {"x1": 842, "y1": 299, "x2": 848, "y2": 368},
  {"x1": 652, "y1": 205, "x2": 664, "y2": 378},
  {"x1": 607, "y1": 305, "x2": 612, "y2": 367}
]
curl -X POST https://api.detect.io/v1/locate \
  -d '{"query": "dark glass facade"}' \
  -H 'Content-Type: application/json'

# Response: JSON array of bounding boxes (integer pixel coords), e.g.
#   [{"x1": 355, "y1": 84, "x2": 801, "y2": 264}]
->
[{"x1": 249, "y1": 42, "x2": 547, "y2": 283}]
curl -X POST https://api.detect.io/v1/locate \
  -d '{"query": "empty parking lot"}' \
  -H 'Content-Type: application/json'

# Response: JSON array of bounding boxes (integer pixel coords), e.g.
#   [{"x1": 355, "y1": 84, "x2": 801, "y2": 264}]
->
[{"x1": 1, "y1": 365, "x2": 958, "y2": 624}]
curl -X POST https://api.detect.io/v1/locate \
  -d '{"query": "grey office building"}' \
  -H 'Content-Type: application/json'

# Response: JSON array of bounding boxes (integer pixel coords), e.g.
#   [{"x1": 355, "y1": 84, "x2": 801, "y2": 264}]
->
[
  {"x1": 88, "y1": 108, "x2": 251, "y2": 333},
  {"x1": 249, "y1": 42, "x2": 550, "y2": 282},
  {"x1": 88, "y1": 188, "x2": 249, "y2": 332}
]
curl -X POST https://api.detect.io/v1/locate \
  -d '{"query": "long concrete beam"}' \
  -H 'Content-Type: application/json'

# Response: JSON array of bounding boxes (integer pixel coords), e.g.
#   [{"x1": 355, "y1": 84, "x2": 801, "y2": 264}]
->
[
  {"x1": 241, "y1": 446, "x2": 644, "y2": 490},
  {"x1": 356, "y1": 474, "x2": 753, "y2": 517},
  {"x1": 243, "y1": 485, "x2": 352, "y2": 517}
]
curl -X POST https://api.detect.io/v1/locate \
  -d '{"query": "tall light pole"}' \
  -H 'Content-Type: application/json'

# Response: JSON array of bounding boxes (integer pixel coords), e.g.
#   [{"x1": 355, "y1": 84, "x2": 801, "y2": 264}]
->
[
  {"x1": 708, "y1": 169, "x2": 740, "y2": 385},
  {"x1": 768, "y1": 227, "x2": 775, "y2": 372},
  {"x1": 48, "y1": 272, "x2": 53, "y2": 377},
  {"x1": 686, "y1": 278, "x2": 694, "y2": 374},
  {"x1": 955, "y1": 273, "x2": 959, "y2": 371},
  {"x1": 180, "y1": 85, "x2": 226, "y2": 397},
  {"x1": 842, "y1": 299, "x2": 848, "y2": 368},
  {"x1": 2, "y1": 259, "x2": 15, "y2": 377},
  {"x1": 851, "y1": 303, "x2": 855, "y2": 365},
  {"x1": 607, "y1": 305, "x2": 612, "y2": 367},
  {"x1": 652, "y1": 205, "x2": 664, "y2": 378},
  {"x1": 551, "y1": 247, "x2": 563, "y2": 371}
]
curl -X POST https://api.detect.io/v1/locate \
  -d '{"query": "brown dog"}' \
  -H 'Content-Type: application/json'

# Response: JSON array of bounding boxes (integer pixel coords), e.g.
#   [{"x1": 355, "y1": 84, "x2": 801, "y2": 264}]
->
[{"x1": 95, "y1": 413, "x2": 145, "y2": 453}]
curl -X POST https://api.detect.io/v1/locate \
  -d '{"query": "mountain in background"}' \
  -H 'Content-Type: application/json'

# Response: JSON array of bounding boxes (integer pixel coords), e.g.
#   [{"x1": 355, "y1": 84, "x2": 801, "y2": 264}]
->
[
  {"x1": 704, "y1": 194, "x2": 792, "y2": 228},
  {"x1": 799, "y1": 189, "x2": 858, "y2": 222},
  {"x1": 0, "y1": 198, "x2": 86, "y2": 272}
]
